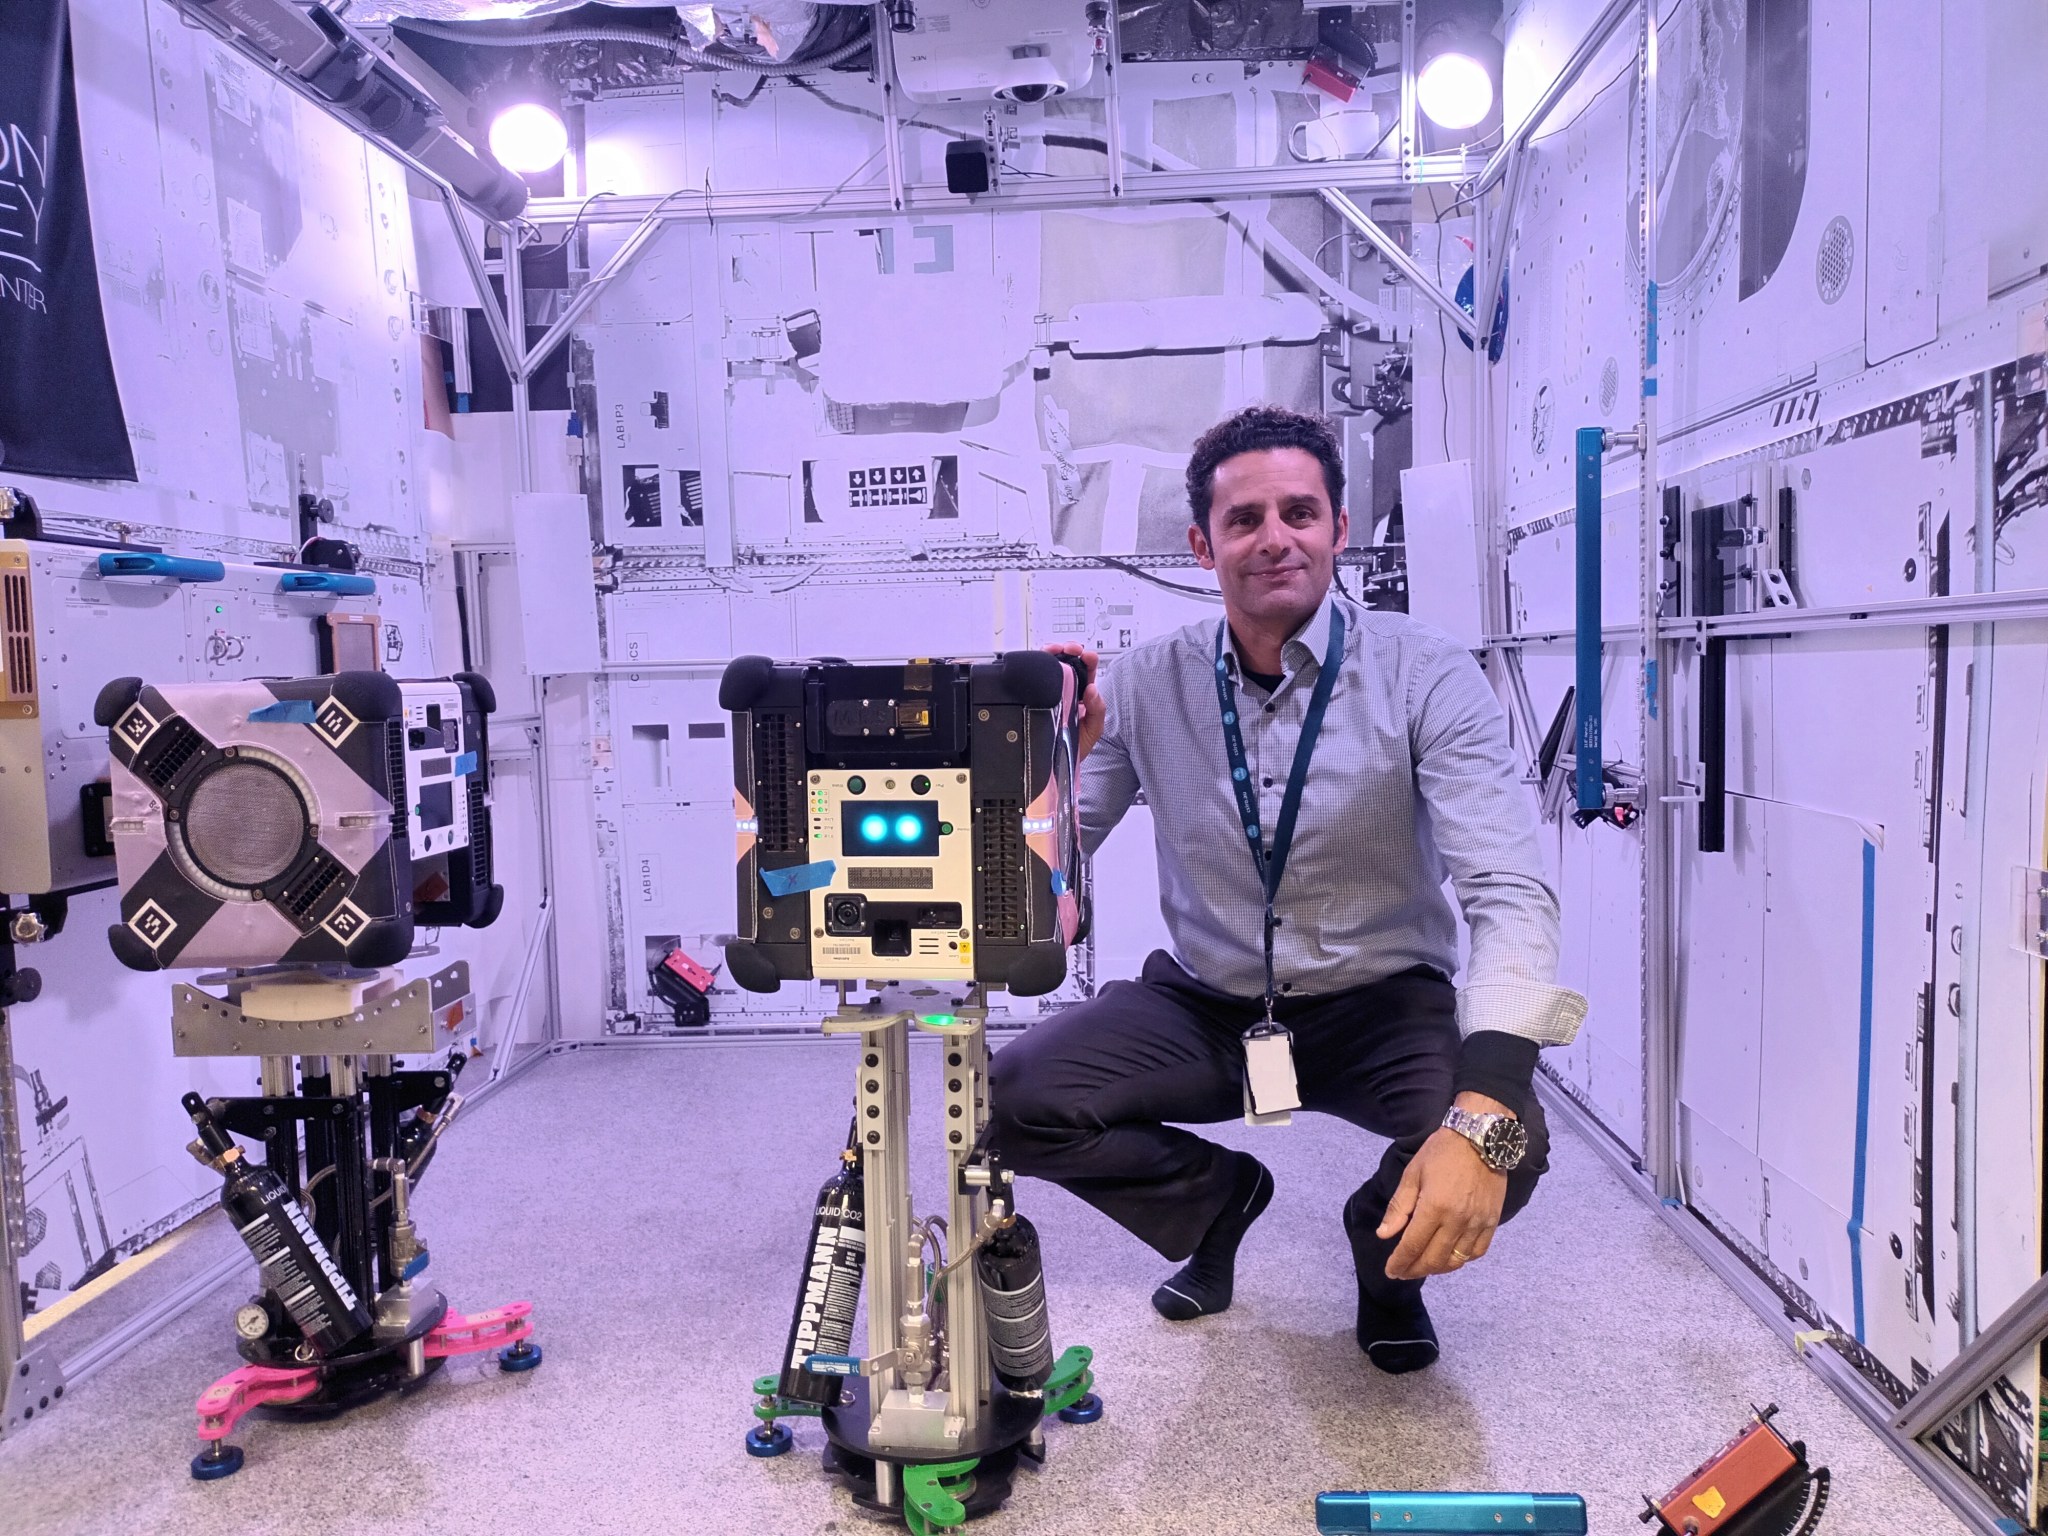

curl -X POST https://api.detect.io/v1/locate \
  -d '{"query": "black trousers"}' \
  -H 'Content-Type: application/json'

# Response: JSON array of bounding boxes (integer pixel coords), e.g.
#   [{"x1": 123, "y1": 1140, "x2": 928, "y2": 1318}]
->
[{"x1": 988, "y1": 951, "x2": 1549, "y2": 1304}]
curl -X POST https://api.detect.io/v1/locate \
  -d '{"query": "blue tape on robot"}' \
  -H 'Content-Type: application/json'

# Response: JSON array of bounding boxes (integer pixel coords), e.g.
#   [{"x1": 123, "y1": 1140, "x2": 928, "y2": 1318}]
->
[
  {"x1": 761, "y1": 860, "x2": 837, "y2": 897},
  {"x1": 803, "y1": 1353, "x2": 861, "y2": 1377},
  {"x1": 248, "y1": 700, "x2": 320, "y2": 724}
]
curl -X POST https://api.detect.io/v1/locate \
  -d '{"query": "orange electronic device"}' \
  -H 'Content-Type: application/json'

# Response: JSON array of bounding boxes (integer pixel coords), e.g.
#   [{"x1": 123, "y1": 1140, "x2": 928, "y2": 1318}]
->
[{"x1": 1641, "y1": 1406, "x2": 1829, "y2": 1536}]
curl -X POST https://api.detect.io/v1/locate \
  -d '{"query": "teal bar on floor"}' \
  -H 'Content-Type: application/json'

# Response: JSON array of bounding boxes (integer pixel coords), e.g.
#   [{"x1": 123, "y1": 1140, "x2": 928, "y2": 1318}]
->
[{"x1": 1316, "y1": 1490, "x2": 1589, "y2": 1534}]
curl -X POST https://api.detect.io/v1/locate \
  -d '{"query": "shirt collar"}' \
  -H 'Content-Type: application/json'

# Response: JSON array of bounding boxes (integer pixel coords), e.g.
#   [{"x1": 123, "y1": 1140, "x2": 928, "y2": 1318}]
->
[{"x1": 1223, "y1": 586, "x2": 1340, "y2": 679}]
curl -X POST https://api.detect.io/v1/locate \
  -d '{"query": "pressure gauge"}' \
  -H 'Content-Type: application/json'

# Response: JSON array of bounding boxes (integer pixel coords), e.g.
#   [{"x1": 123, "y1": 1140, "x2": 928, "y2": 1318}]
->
[{"x1": 233, "y1": 1302, "x2": 271, "y2": 1341}]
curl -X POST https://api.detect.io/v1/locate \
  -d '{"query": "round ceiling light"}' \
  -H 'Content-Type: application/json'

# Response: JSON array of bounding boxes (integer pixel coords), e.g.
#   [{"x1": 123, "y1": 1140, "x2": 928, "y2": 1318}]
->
[
  {"x1": 488, "y1": 103, "x2": 568, "y2": 176},
  {"x1": 1417, "y1": 52, "x2": 1495, "y2": 132}
]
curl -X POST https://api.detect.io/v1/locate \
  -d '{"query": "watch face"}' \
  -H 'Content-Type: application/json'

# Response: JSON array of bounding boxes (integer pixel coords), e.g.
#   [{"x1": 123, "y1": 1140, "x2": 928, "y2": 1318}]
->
[{"x1": 1483, "y1": 1117, "x2": 1529, "y2": 1171}]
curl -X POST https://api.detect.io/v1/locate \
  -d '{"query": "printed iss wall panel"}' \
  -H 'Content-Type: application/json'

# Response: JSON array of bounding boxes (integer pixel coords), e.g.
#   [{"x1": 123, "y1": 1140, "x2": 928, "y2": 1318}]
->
[
  {"x1": 1545, "y1": 814, "x2": 1646, "y2": 1149},
  {"x1": 593, "y1": 322, "x2": 706, "y2": 549},
  {"x1": 1502, "y1": 0, "x2": 1875, "y2": 523},
  {"x1": 1503, "y1": 484, "x2": 1645, "y2": 636},
  {"x1": 62, "y1": 2, "x2": 423, "y2": 546},
  {"x1": 1025, "y1": 569, "x2": 1221, "y2": 657},
  {"x1": 608, "y1": 675, "x2": 732, "y2": 809},
  {"x1": 1967, "y1": 618, "x2": 2048, "y2": 1336},
  {"x1": 1501, "y1": 57, "x2": 1638, "y2": 525},
  {"x1": 10, "y1": 889, "x2": 254, "y2": 1310}
]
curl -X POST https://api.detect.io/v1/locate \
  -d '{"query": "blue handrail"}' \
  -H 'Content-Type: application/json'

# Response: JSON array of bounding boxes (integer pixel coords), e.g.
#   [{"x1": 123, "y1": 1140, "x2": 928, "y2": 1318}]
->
[{"x1": 1574, "y1": 427, "x2": 1607, "y2": 816}]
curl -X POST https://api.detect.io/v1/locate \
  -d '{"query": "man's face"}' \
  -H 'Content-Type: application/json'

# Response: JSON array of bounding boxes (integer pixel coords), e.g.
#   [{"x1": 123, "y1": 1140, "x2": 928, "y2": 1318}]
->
[{"x1": 1188, "y1": 446, "x2": 1348, "y2": 631}]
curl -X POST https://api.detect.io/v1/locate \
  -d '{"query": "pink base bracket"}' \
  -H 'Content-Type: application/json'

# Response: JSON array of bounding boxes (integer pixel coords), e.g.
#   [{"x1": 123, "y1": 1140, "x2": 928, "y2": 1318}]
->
[
  {"x1": 423, "y1": 1300, "x2": 534, "y2": 1359},
  {"x1": 196, "y1": 1364, "x2": 320, "y2": 1443}
]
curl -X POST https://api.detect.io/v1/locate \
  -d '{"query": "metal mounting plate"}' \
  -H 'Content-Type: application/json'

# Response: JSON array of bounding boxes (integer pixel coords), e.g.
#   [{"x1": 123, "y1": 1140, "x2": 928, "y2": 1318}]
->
[
  {"x1": 1, "y1": 1342, "x2": 65, "y2": 1438},
  {"x1": 171, "y1": 963, "x2": 470, "y2": 1057}
]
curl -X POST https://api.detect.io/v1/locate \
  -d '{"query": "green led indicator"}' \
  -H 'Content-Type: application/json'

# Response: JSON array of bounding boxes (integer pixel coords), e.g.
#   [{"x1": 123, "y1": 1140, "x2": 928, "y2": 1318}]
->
[
  {"x1": 919, "y1": 1013, "x2": 957, "y2": 1027},
  {"x1": 939, "y1": 821, "x2": 954, "y2": 835}
]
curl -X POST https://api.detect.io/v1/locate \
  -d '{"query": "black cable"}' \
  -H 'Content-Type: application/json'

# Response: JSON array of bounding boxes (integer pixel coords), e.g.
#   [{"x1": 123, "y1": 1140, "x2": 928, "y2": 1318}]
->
[
  {"x1": 1433, "y1": 189, "x2": 1460, "y2": 462},
  {"x1": 527, "y1": 190, "x2": 614, "y2": 257},
  {"x1": 788, "y1": 78, "x2": 985, "y2": 141},
  {"x1": 1094, "y1": 556, "x2": 1222, "y2": 599}
]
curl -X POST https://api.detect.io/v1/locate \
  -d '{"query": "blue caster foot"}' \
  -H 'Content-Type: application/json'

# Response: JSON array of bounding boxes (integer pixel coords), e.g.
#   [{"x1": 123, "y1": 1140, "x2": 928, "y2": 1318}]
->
[
  {"x1": 498, "y1": 1340, "x2": 543, "y2": 1373},
  {"x1": 746, "y1": 1423, "x2": 794, "y2": 1458},
  {"x1": 1057, "y1": 1392, "x2": 1104, "y2": 1425},
  {"x1": 191, "y1": 1442, "x2": 244, "y2": 1481}
]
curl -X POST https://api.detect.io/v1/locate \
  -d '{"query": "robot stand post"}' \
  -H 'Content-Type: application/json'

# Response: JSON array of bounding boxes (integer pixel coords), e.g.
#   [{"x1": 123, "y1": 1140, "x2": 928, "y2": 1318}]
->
[
  {"x1": 799, "y1": 984, "x2": 1067, "y2": 1526},
  {"x1": 175, "y1": 962, "x2": 540, "y2": 1480}
]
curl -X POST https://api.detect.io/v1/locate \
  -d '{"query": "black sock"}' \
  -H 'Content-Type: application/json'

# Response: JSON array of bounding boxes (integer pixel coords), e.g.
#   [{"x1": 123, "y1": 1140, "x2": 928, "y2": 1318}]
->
[
  {"x1": 1343, "y1": 1193, "x2": 1439, "y2": 1373},
  {"x1": 1355, "y1": 1291, "x2": 1438, "y2": 1374},
  {"x1": 1150, "y1": 1153, "x2": 1273, "y2": 1321}
]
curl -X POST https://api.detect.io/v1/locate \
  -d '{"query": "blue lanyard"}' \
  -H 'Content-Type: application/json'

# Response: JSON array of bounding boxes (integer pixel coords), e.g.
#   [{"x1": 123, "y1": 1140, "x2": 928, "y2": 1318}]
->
[{"x1": 1212, "y1": 602, "x2": 1346, "y2": 1018}]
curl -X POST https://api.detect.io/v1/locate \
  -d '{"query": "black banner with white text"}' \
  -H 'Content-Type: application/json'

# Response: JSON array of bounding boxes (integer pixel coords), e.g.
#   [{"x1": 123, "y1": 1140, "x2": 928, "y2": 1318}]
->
[{"x1": 0, "y1": 0, "x2": 135, "y2": 481}]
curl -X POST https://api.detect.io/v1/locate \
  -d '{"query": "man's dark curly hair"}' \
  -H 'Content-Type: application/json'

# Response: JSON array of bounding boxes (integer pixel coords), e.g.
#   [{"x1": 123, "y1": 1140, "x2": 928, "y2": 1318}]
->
[{"x1": 1185, "y1": 405, "x2": 1346, "y2": 535}]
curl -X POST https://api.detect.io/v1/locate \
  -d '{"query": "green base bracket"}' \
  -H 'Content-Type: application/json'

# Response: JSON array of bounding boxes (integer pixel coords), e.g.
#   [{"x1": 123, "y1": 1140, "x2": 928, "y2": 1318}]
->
[
  {"x1": 751, "y1": 1372, "x2": 824, "y2": 1423},
  {"x1": 903, "y1": 1457, "x2": 979, "y2": 1536},
  {"x1": 1042, "y1": 1345, "x2": 1095, "y2": 1417}
]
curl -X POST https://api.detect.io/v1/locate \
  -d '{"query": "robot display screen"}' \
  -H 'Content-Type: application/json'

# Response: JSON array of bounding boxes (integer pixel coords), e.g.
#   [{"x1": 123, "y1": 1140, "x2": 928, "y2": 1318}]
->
[{"x1": 839, "y1": 800, "x2": 939, "y2": 858}]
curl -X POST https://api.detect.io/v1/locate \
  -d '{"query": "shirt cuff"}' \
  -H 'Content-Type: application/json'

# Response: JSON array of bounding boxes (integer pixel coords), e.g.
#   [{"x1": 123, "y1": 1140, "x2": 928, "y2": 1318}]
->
[
  {"x1": 1455, "y1": 979, "x2": 1588, "y2": 1046},
  {"x1": 1452, "y1": 1031, "x2": 1540, "y2": 1121}
]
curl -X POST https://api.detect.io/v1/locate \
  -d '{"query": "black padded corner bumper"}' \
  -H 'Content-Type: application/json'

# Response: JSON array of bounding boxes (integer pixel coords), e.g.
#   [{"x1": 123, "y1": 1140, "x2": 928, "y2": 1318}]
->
[
  {"x1": 329, "y1": 669, "x2": 404, "y2": 721},
  {"x1": 93, "y1": 677, "x2": 143, "y2": 728},
  {"x1": 723, "y1": 941, "x2": 785, "y2": 995},
  {"x1": 719, "y1": 655, "x2": 781, "y2": 712},
  {"x1": 350, "y1": 913, "x2": 415, "y2": 970},
  {"x1": 994, "y1": 943, "x2": 1068, "y2": 998},
  {"x1": 975, "y1": 650, "x2": 1066, "y2": 710},
  {"x1": 454, "y1": 670, "x2": 498, "y2": 716},
  {"x1": 106, "y1": 923, "x2": 164, "y2": 973},
  {"x1": 471, "y1": 884, "x2": 505, "y2": 931}
]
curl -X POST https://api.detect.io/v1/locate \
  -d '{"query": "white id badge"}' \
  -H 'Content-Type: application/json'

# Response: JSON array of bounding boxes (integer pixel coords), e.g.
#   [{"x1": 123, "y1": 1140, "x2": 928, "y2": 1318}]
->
[{"x1": 1242, "y1": 1025, "x2": 1300, "y2": 1126}]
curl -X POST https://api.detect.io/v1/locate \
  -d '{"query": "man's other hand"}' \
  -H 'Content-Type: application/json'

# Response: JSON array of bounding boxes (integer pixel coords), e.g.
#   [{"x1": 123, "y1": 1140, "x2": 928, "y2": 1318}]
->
[
  {"x1": 1376, "y1": 1092, "x2": 1514, "y2": 1280},
  {"x1": 1044, "y1": 642, "x2": 1106, "y2": 762}
]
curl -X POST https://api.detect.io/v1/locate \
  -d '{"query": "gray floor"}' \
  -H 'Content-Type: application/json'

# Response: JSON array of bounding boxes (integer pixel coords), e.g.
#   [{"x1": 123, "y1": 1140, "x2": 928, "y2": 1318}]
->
[{"x1": 1, "y1": 1039, "x2": 1972, "y2": 1536}]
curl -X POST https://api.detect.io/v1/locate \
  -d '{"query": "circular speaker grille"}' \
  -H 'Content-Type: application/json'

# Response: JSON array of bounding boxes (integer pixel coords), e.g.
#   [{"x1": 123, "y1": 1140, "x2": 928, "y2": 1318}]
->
[
  {"x1": 1816, "y1": 216, "x2": 1855, "y2": 305},
  {"x1": 183, "y1": 760, "x2": 307, "y2": 890}
]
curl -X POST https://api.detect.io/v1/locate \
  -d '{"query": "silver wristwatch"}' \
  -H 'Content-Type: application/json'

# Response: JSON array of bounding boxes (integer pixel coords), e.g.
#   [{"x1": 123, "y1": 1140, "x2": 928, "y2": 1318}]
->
[{"x1": 1441, "y1": 1106, "x2": 1528, "y2": 1173}]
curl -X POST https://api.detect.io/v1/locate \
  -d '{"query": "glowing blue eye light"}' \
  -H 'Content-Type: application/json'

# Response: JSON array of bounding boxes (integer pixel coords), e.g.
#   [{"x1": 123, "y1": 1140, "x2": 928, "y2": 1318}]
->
[
  {"x1": 895, "y1": 815, "x2": 923, "y2": 843},
  {"x1": 861, "y1": 814, "x2": 889, "y2": 843}
]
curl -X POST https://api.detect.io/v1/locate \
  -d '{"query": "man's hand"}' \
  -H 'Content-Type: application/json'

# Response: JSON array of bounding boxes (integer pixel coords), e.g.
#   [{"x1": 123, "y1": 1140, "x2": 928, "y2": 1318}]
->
[
  {"x1": 1044, "y1": 642, "x2": 1106, "y2": 762},
  {"x1": 1377, "y1": 1092, "x2": 1514, "y2": 1280}
]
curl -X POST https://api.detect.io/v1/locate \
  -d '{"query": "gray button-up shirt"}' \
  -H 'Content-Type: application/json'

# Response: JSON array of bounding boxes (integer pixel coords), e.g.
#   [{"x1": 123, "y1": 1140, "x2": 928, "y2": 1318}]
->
[{"x1": 1083, "y1": 590, "x2": 1586, "y2": 1046}]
